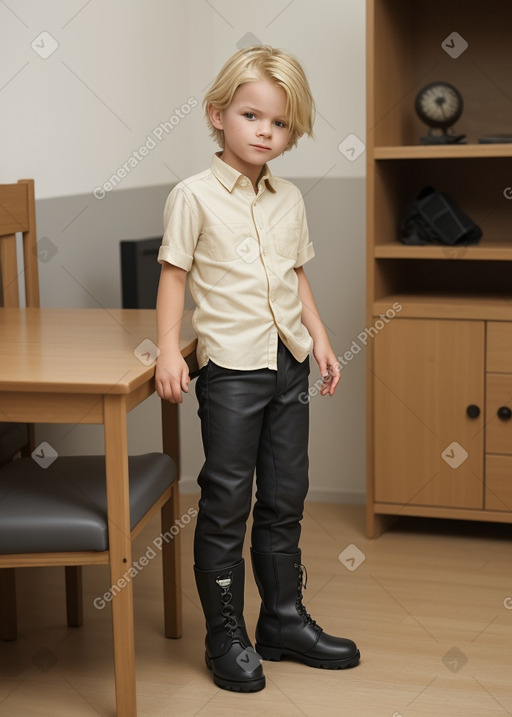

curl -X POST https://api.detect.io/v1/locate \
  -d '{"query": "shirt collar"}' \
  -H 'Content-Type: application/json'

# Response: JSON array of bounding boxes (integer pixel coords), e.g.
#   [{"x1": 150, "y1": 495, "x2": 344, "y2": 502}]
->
[{"x1": 211, "y1": 152, "x2": 276, "y2": 194}]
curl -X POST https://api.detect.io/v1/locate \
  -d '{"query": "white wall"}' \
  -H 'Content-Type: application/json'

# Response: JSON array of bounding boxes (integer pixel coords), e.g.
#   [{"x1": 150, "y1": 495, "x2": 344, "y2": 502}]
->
[
  {"x1": 1, "y1": 0, "x2": 367, "y2": 503},
  {"x1": 1, "y1": 1, "x2": 191, "y2": 197},
  {"x1": 1, "y1": 0, "x2": 365, "y2": 195}
]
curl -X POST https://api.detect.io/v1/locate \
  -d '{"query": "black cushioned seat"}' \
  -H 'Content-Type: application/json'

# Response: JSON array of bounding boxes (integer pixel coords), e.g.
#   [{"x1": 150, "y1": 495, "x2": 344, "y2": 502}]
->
[{"x1": 0, "y1": 453, "x2": 175, "y2": 553}]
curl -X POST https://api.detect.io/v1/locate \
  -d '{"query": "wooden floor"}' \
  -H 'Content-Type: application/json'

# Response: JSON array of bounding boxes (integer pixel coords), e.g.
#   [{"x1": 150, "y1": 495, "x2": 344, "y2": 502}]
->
[{"x1": 1, "y1": 493, "x2": 511, "y2": 716}]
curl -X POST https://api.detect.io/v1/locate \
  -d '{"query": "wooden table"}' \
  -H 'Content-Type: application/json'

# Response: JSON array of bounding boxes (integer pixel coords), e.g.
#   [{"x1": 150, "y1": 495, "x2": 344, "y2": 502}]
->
[{"x1": 0, "y1": 307, "x2": 197, "y2": 716}]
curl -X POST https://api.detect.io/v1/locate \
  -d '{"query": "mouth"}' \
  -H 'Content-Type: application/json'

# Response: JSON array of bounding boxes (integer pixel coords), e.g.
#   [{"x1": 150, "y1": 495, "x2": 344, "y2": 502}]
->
[{"x1": 251, "y1": 144, "x2": 271, "y2": 151}]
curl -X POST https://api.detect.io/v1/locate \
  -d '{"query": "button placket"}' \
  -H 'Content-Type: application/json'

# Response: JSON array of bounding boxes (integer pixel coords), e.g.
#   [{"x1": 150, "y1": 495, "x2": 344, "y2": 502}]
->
[
  {"x1": 250, "y1": 190, "x2": 282, "y2": 335},
  {"x1": 251, "y1": 200, "x2": 263, "y2": 257}
]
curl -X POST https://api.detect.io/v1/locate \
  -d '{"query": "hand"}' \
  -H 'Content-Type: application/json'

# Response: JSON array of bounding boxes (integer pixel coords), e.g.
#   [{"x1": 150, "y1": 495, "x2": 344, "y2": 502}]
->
[
  {"x1": 313, "y1": 342, "x2": 341, "y2": 397},
  {"x1": 155, "y1": 352, "x2": 190, "y2": 403}
]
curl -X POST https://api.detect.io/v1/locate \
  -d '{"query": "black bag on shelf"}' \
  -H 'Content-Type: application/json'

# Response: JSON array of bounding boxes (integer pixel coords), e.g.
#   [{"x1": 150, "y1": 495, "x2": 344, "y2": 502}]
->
[{"x1": 400, "y1": 186, "x2": 482, "y2": 246}]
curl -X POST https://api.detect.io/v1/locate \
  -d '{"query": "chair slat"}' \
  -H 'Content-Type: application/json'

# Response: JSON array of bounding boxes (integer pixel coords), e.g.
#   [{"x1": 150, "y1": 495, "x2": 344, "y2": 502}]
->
[
  {"x1": 20, "y1": 179, "x2": 39, "y2": 308},
  {"x1": 0, "y1": 183, "x2": 29, "y2": 234}
]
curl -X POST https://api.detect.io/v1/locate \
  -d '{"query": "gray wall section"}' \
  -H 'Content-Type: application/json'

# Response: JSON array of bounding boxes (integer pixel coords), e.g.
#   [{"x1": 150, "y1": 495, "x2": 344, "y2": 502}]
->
[{"x1": 34, "y1": 176, "x2": 366, "y2": 503}]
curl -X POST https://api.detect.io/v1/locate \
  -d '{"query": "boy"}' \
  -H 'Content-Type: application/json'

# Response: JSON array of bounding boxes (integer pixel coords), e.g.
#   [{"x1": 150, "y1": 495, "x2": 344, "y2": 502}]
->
[{"x1": 156, "y1": 45, "x2": 360, "y2": 693}]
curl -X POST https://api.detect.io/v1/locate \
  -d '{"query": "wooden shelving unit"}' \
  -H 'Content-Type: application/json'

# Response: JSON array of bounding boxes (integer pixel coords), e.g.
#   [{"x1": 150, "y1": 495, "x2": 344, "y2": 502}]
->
[{"x1": 366, "y1": 0, "x2": 512, "y2": 537}]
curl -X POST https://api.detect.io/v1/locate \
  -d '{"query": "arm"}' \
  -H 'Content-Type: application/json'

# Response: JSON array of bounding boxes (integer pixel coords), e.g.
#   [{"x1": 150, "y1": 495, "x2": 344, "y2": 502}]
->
[
  {"x1": 295, "y1": 266, "x2": 340, "y2": 396},
  {"x1": 155, "y1": 262, "x2": 190, "y2": 403}
]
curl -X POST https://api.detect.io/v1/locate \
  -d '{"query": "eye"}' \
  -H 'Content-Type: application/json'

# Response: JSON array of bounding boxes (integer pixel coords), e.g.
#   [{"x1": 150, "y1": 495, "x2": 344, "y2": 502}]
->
[
  {"x1": 243, "y1": 112, "x2": 256, "y2": 120},
  {"x1": 274, "y1": 120, "x2": 287, "y2": 128}
]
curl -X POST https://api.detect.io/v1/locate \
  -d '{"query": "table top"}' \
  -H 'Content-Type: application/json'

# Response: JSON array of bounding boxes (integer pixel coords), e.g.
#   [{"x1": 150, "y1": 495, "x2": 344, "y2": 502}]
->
[{"x1": 0, "y1": 307, "x2": 197, "y2": 395}]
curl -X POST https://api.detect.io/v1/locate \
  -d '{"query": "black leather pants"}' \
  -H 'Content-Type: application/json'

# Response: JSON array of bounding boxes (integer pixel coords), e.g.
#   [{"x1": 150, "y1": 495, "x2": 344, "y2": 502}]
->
[{"x1": 193, "y1": 339, "x2": 310, "y2": 570}]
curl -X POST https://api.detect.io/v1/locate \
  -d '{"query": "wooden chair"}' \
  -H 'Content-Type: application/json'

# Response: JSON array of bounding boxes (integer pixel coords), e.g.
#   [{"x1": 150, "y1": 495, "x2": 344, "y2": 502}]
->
[
  {"x1": 0, "y1": 179, "x2": 40, "y2": 638},
  {"x1": 0, "y1": 179, "x2": 38, "y2": 465},
  {"x1": 0, "y1": 181, "x2": 182, "y2": 655},
  {"x1": 0, "y1": 452, "x2": 181, "y2": 634}
]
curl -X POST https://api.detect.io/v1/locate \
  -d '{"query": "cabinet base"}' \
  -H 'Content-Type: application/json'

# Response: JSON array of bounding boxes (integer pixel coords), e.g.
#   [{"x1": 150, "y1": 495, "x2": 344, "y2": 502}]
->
[{"x1": 367, "y1": 503, "x2": 512, "y2": 538}]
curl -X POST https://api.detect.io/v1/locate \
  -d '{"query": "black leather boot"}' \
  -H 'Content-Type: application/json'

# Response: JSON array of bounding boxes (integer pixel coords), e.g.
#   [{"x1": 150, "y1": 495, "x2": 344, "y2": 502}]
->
[
  {"x1": 251, "y1": 550, "x2": 360, "y2": 669},
  {"x1": 194, "y1": 559, "x2": 266, "y2": 692}
]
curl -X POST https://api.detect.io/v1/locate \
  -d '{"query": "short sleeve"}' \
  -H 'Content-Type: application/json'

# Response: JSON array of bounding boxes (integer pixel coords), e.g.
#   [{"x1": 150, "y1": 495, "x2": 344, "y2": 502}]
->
[
  {"x1": 294, "y1": 190, "x2": 315, "y2": 268},
  {"x1": 158, "y1": 185, "x2": 200, "y2": 271}
]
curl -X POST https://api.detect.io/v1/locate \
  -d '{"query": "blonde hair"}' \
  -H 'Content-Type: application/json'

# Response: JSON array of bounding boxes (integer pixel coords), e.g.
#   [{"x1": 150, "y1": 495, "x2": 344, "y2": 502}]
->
[{"x1": 203, "y1": 45, "x2": 315, "y2": 151}]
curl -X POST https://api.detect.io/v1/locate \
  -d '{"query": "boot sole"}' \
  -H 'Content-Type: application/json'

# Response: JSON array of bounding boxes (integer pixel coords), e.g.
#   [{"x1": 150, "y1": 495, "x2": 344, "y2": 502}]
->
[
  {"x1": 256, "y1": 644, "x2": 360, "y2": 670},
  {"x1": 205, "y1": 652, "x2": 266, "y2": 692}
]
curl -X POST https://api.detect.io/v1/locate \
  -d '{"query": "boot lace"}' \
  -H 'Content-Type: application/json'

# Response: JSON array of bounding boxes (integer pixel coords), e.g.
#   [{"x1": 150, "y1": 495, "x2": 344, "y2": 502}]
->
[
  {"x1": 216, "y1": 573, "x2": 242, "y2": 639},
  {"x1": 294, "y1": 562, "x2": 321, "y2": 632}
]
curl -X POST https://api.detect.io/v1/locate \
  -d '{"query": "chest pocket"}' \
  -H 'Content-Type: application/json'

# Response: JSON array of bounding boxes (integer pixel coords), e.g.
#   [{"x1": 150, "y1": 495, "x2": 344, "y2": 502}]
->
[
  {"x1": 201, "y1": 223, "x2": 257, "y2": 262},
  {"x1": 272, "y1": 223, "x2": 301, "y2": 260}
]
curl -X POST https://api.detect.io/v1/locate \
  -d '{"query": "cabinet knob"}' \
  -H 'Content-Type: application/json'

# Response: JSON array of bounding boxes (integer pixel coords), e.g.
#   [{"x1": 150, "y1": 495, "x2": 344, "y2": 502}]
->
[
  {"x1": 497, "y1": 406, "x2": 512, "y2": 421},
  {"x1": 466, "y1": 404, "x2": 480, "y2": 419}
]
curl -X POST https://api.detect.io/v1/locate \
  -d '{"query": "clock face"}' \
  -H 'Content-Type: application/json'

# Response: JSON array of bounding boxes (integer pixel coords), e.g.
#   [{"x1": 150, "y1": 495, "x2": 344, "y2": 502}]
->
[{"x1": 415, "y1": 82, "x2": 463, "y2": 129}]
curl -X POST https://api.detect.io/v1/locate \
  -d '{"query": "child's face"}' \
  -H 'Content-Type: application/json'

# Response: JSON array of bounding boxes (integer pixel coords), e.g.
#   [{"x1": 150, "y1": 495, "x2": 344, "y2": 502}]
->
[{"x1": 210, "y1": 79, "x2": 291, "y2": 178}]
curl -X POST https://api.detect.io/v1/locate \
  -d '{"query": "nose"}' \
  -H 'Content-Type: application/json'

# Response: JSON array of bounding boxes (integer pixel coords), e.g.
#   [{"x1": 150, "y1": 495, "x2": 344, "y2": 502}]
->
[{"x1": 257, "y1": 121, "x2": 272, "y2": 138}]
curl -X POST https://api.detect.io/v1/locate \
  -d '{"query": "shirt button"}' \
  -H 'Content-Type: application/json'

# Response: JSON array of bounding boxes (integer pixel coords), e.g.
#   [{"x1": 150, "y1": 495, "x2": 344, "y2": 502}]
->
[{"x1": 240, "y1": 179, "x2": 248, "y2": 186}]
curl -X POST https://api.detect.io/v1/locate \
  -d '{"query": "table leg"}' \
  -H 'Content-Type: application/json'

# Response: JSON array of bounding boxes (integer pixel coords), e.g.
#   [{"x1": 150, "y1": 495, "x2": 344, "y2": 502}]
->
[
  {"x1": 65, "y1": 566, "x2": 83, "y2": 627},
  {"x1": 104, "y1": 394, "x2": 136, "y2": 717},
  {"x1": 0, "y1": 568, "x2": 17, "y2": 641}
]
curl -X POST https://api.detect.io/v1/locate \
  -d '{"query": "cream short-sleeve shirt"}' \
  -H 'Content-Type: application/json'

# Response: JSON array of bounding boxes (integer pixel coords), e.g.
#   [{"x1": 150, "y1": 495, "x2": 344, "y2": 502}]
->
[{"x1": 158, "y1": 153, "x2": 315, "y2": 371}]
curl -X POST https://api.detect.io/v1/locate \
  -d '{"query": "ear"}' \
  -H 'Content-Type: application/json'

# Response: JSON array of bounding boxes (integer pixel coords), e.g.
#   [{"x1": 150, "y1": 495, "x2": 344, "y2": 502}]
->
[{"x1": 208, "y1": 103, "x2": 224, "y2": 130}]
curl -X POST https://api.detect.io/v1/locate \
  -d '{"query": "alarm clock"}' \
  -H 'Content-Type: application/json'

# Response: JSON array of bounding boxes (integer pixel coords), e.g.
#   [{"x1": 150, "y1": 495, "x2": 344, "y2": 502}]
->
[{"x1": 415, "y1": 82, "x2": 466, "y2": 144}]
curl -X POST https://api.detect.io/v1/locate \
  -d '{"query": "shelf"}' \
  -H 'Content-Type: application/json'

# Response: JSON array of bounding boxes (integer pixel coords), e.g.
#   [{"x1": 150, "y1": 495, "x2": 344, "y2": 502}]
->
[
  {"x1": 374, "y1": 293, "x2": 512, "y2": 321},
  {"x1": 374, "y1": 242, "x2": 512, "y2": 261},
  {"x1": 373, "y1": 145, "x2": 512, "y2": 160}
]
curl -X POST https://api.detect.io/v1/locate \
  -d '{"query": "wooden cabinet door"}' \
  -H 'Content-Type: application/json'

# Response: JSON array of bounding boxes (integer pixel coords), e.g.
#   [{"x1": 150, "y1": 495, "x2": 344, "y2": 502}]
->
[
  {"x1": 373, "y1": 318, "x2": 484, "y2": 508},
  {"x1": 486, "y1": 374, "x2": 512, "y2": 455},
  {"x1": 485, "y1": 455, "x2": 512, "y2": 512}
]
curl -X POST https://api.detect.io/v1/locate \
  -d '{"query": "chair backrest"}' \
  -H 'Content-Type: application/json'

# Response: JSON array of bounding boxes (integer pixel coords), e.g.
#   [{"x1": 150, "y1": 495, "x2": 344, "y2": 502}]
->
[{"x1": 0, "y1": 179, "x2": 39, "y2": 308}]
